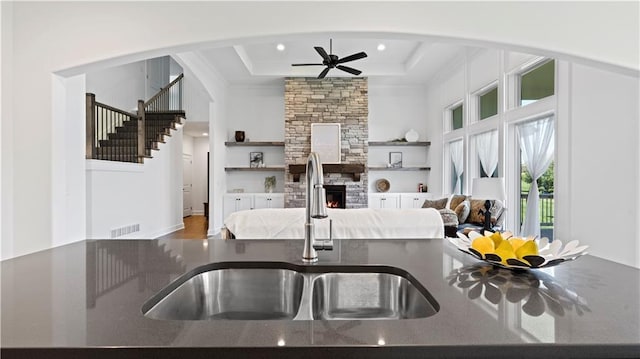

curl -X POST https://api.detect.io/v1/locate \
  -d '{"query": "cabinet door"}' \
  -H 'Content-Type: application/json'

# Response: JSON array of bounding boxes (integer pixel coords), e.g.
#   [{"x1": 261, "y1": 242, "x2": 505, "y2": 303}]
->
[
  {"x1": 368, "y1": 194, "x2": 383, "y2": 209},
  {"x1": 268, "y1": 194, "x2": 284, "y2": 208},
  {"x1": 400, "y1": 194, "x2": 423, "y2": 209},
  {"x1": 382, "y1": 194, "x2": 399, "y2": 209},
  {"x1": 370, "y1": 194, "x2": 399, "y2": 209},
  {"x1": 254, "y1": 194, "x2": 284, "y2": 209},
  {"x1": 253, "y1": 195, "x2": 269, "y2": 209},
  {"x1": 223, "y1": 194, "x2": 253, "y2": 219},
  {"x1": 236, "y1": 195, "x2": 254, "y2": 211}
]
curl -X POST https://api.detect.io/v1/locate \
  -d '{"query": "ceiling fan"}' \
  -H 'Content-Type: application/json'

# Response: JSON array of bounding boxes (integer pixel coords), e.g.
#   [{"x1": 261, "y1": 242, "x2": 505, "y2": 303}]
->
[{"x1": 291, "y1": 39, "x2": 368, "y2": 79}]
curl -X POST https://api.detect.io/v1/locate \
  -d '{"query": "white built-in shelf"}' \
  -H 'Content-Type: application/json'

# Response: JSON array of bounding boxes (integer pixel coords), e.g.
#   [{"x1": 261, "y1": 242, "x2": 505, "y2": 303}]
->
[
  {"x1": 225, "y1": 167, "x2": 285, "y2": 172},
  {"x1": 368, "y1": 166, "x2": 431, "y2": 171},
  {"x1": 368, "y1": 141, "x2": 431, "y2": 146},
  {"x1": 224, "y1": 141, "x2": 285, "y2": 147}
]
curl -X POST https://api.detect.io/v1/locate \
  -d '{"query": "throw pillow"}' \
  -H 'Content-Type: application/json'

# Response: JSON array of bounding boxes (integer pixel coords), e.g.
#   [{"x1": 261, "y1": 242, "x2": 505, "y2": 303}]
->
[
  {"x1": 448, "y1": 195, "x2": 467, "y2": 211},
  {"x1": 438, "y1": 208, "x2": 459, "y2": 227},
  {"x1": 454, "y1": 200, "x2": 471, "y2": 223},
  {"x1": 422, "y1": 198, "x2": 448, "y2": 210},
  {"x1": 467, "y1": 199, "x2": 488, "y2": 224}
]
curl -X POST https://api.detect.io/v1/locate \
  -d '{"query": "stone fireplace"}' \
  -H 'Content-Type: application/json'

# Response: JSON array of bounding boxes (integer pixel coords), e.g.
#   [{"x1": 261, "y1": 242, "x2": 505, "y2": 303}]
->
[{"x1": 284, "y1": 77, "x2": 368, "y2": 208}]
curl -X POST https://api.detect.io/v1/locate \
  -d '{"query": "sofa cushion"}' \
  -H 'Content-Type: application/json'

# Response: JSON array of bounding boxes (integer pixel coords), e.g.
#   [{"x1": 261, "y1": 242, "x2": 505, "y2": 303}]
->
[
  {"x1": 422, "y1": 198, "x2": 448, "y2": 210},
  {"x1": 467, "y1": 199, "x2": 488, "y2": 225},
  {"x1": 454, "y1": 199, "x2": 471, "y2": 223},
  {"x1": 448, "y1": 195, "x2": 468, "y2": 211},
  {"x1": 438, "y1": 208, "x2": 459, "y2": 227}
]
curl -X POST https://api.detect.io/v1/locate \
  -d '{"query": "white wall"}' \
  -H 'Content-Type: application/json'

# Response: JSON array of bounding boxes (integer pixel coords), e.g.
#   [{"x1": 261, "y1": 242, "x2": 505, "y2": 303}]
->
[
  {"x1": 85, "y1": 61, "x2": 146, "y2": 112},
  {"x1": 1, "y1": 1, "x2": 638, "y2": 259},
  {"x1": 224, "y1": 85, "x2": 286, "y2": 194},
  {"x1": 368, "y1": 84, "x2": 430, "y2": 193},
  {"x1": 566, "y1": 63, "x2": 639, "y2": 267},
  {"x1": 86, "y1": 128, "x2": 184, "y2": 239},
  {"x1": 227, "y1": 86, "x2": 284, "y2": 142}
]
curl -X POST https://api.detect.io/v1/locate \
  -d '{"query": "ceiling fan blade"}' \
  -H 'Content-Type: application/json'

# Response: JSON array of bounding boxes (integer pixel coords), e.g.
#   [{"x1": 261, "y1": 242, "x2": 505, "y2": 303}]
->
[
  {"x1": 317, "y1": 67, "x2": 330, "y2": 79},
  {"x1": 337, "y1": 52, "x2": 367, "y2": 64},
  {"x1": 336, "y1": 65, "x2": 362, "y2": 76},
  {"x1": 291, "y1": 63, "x2": 324, "y2": 66},
  {"x1": 314, "y1": 47, "x2": 330, "y2": 61}
]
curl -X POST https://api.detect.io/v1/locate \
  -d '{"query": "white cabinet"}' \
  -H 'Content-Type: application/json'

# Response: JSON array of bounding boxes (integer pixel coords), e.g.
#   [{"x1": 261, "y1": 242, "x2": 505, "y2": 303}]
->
[
  {"x1": 368, "y1": 193, "x2": 400, "y2": 209},
  {"x1": 400, "y1": 193, "x2": 435, "y2": 209},
  {"x1": 224, "y1": 194, "x2": 254, "y2": 219},
  {"x1": 224, "y1": 193, "x2": 285, "y2": 219},
  {"x1": 254, "y1": 193, "x2": 284, "y2": 209}
]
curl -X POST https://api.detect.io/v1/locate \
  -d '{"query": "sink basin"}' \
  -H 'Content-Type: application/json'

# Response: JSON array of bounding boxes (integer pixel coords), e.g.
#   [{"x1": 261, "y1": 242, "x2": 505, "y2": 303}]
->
[
  {"x1": 311, "y1": 272, "x2": 438, "y2": 320},
  {"x1": 142, "y1": 262, "x2": 438, "y2": 321},
  {"x1": 143, "y1": 267, "x2": 304, "y2": 320}
]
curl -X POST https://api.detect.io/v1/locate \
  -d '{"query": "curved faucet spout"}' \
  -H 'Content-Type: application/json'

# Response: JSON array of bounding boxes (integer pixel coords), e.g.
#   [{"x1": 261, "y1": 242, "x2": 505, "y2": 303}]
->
[{"x1": 303, "y1": 152, "x2": 328, "y2": 263}]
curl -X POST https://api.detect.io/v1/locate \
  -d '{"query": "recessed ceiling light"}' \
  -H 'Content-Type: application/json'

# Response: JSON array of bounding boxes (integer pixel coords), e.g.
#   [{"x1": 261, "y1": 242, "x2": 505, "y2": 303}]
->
[
  {"x1": 276, "y1": 43, "x2": 285, "y2": 51},
  {"x1": 377, "y1": 43, "x2": 386, "y2": 51},
  {"x1": 202, "y1": 132, "x2": 208, "y2": 136}
]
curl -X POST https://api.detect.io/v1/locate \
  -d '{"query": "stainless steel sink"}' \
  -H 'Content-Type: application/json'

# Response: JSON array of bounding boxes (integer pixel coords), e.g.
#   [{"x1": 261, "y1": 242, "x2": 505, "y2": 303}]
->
[
  {"x1": 142, "y1": 262, "x2": 438, "y2": 321},
  {"x1": 143, "y1": 267, "x2": 304, "y2": 320},
  {"x1": 311, "y1": 272, "x2": 438, "y2": 320}
]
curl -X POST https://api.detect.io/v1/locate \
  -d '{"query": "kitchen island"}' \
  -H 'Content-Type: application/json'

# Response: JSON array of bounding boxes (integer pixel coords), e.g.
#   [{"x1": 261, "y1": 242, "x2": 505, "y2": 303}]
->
[{"x1": 2, "y1": 237, "x2": 639, "y2": 358}]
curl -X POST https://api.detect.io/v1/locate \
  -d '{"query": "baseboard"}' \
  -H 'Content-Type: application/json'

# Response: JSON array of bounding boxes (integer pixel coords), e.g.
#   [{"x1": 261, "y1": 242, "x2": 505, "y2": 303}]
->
[
  {"x1": 149, "y1": 223, "x2": 185, "y2": 239},
  {"x1": 207, "y1": 227, "x2": 220, "y2": 238},
  {"x1": 191, "y1": 210, "x2": 204, "y2": 215}
]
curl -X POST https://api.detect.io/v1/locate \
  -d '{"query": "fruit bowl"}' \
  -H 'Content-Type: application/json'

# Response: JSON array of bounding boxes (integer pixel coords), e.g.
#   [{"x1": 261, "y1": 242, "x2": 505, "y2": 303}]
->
[{"x1": 447, "y1": 231, "x2": 589, "y2": 270}]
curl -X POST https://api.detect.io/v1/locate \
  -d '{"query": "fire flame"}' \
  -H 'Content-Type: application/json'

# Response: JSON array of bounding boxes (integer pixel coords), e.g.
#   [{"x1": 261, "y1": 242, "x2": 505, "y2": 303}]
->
[{"x1": 327, "y1": 201, "x2": 340, "y2": 208}]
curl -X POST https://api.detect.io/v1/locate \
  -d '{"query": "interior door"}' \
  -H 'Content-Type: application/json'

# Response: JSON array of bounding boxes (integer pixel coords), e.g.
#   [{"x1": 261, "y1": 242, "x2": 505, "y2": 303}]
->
[{"x1": 183, "y1": 154, "x2": 193, "y2": 217}]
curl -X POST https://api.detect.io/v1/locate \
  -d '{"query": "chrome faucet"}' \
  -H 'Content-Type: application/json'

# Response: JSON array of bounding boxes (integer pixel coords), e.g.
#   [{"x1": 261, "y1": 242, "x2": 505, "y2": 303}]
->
[{"x1": 302, "y1": 152, "x2": 329, "y2": 263}]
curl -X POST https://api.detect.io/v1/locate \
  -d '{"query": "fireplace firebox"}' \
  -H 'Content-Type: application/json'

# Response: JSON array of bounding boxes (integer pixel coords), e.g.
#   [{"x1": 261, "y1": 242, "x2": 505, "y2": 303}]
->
[{"x1": 324, "y1": 185, "x2": 346, "y2": 209}]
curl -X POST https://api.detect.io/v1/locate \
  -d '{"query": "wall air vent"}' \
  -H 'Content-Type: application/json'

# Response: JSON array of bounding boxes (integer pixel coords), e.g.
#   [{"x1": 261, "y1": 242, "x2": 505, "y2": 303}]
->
[{"x1": 110, "y1": 224, "x2": 140, "y2": 239}]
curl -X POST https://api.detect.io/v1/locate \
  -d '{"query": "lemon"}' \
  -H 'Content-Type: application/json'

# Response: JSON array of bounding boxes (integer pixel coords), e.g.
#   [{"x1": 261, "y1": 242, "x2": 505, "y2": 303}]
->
[
  {"x1": 471, "y1": 236, "x2": 495, "y2": 256},
  {"x1": 495, "y1": 240, "x2": 517, "y2": 264},
  {"x1": 490, "y1": 232, "x2": 504, "y2": 248},
  {"x1": 508, "y1": 238, "x2": 526, "y2": 252},
  {"x1": 515, "y1": 240, "x2": 539, "y2": 259}
]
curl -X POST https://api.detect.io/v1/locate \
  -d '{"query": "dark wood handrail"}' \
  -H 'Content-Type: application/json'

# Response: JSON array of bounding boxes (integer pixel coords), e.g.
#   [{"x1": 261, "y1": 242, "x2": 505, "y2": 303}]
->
[
  {"x1": 144, "y1": 73, "x2": 184, "y2": 108},
  {"x1": 94, "y1": 101, "x2": 137, "y2": 118}
]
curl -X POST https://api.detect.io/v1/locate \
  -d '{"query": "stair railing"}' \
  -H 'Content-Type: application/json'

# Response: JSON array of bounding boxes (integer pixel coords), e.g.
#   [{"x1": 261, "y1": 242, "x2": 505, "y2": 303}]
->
[
  {"x1": 86, "y1": 93, "x2": 140, "y2": 163},
  {"x1": 86, "y1": 73, "x2": 184, "y2": 163},
  {"x1": 143, "y1": 73, "x2": 183, "y2": 112}
]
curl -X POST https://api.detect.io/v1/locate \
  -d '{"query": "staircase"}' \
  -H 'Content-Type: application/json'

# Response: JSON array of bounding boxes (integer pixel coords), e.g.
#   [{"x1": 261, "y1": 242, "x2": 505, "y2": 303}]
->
[{"x1": 86, "y1": 74, "x2": 185, "y2": 163}]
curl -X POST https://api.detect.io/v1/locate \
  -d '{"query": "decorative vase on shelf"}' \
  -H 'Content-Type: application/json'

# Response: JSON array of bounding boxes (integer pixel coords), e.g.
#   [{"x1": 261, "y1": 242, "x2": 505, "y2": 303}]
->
[
  {"x1": 235, "y1": 131, "x2": 245, "y2": 142},
  {"x1": 405, "y1": 129, "x2": 419, "y2": 142},
  {"x1": 264, "y1": 176, "x2": 276, "y2": 193}
]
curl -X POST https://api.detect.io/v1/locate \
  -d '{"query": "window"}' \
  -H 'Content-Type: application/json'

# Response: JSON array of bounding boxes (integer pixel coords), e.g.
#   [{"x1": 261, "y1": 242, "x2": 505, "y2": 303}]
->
[
  {"x1": 480, "y1": 165, "x2": 498, "y2": 178},
  {"x1": 520, "y1": 60, "x2": 555, "y2": 106},
  {"x1": 451, "y1": 104, "x2": 463, "y2": 130},
  {"x1": 479, "y1": 87, "x2": 498, "y2": 120}
]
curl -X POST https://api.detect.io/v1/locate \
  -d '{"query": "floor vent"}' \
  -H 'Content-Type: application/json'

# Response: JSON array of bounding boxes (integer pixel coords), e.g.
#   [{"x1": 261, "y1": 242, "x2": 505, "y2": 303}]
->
[{"x1": 110, "y1": 224, "x2": 140, "y2": 238}]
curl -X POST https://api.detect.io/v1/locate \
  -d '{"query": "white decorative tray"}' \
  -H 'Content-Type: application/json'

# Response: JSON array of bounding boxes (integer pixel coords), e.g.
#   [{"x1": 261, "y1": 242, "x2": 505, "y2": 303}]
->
[{"x1": 448, "y1": 231, "x2": 589, "y2": 270}]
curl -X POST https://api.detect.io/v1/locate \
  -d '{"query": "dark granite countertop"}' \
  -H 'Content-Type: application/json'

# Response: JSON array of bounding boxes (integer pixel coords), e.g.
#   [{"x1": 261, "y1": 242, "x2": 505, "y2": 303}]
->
[{"x1": 2, "y1": 238, "x2": 639, "y2": 358}]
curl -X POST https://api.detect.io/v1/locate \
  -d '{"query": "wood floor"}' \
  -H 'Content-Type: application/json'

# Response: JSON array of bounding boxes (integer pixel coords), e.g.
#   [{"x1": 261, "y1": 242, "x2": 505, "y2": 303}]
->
[{"x1": 158, "y1": 215, "x2": 208, "y2": 240}]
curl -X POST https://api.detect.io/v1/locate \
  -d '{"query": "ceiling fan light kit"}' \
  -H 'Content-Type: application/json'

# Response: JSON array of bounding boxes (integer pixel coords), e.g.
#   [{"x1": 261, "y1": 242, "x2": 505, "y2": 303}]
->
[{"x1": 292, "y1": 39, "x2": 368, "y2": 79}]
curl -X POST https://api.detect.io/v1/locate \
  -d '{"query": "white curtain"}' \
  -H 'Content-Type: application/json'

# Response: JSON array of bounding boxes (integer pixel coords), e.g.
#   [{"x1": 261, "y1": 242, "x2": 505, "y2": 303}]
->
[
  {"x1": 517, "y1": 117, "x2": 554, "y2": 238},
  {"x1": 450, "y1": 140, "x2": 464, "y2": 194},
  {"x1": 476, "y1": 130, "x2": 498, "y2": 177}
]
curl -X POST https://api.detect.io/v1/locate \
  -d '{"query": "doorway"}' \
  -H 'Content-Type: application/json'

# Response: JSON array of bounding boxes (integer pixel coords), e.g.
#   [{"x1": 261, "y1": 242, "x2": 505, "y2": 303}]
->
[{"x1": 183, "y1": 154, "x2": 193, "y2": 217}]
